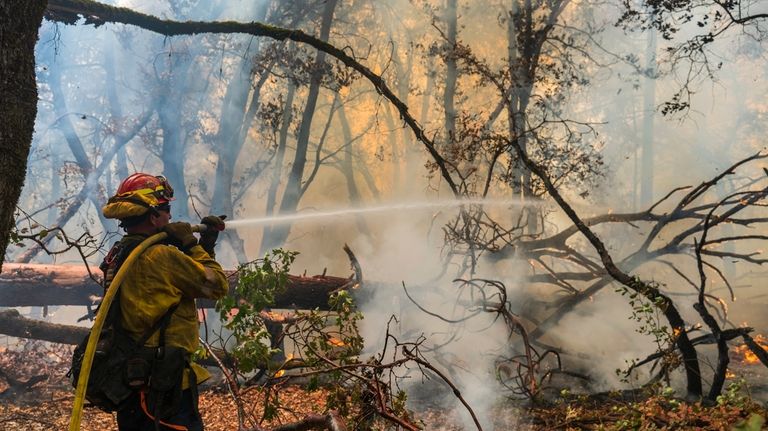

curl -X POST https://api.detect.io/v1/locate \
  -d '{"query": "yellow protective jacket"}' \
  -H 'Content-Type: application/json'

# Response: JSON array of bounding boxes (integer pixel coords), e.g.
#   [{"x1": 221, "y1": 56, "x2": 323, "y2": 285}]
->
[{"x1": 117, "y1": 234, "x2": 229, "y2": 389}]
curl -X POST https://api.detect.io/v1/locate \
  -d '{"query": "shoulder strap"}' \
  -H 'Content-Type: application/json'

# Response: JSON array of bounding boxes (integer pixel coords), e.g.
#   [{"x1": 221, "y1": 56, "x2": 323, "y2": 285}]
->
[{"x1": 135, "y1": 302, "x2": 180, "y2": 348}]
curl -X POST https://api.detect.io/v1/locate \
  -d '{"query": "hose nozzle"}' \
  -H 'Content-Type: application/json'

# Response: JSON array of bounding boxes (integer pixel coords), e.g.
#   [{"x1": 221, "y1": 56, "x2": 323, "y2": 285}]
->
[{"x1": 192, "y1": 215, "x2": 227, "y2": 233}]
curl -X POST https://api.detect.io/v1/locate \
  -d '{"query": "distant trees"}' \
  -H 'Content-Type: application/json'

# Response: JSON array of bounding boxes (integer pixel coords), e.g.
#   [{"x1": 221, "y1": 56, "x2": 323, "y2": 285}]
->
[
  {"x1": 403, "y1": 0, "x2": 609, "y2": 270},
  {"x1": 619, "y1": 0, "x2": 768, "y2": 116}
]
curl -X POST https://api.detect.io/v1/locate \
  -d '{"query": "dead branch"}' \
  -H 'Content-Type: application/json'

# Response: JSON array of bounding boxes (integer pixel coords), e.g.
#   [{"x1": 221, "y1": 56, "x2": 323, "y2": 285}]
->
[
  {"x1": 626, "y1": 327, "x2": 753, "y2": 374},
  {"x1": 506, "y1": 134, "x2": 709, "y2": 397},
  {"x1": 401, "y1": 345, "x2": 484, "y2": 431},
  {"x1": 342, "y1": 243, "x2": 362, "y2": 288},
  {"x1": 268, "y1": 411, "x2": 348, "y2": 431},
  {"x1": 0, "y1": 367, "x2": 48, "y2": 398}
]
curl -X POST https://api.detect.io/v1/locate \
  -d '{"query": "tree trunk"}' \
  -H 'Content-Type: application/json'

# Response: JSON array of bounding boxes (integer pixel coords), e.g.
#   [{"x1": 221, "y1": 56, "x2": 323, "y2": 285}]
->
[
  {"x1": 443, "y1": 0, "x2": 458, "y2": 143},
  {"x1": 640, "y1": 28, "x2": 657, "y2": 206},
  {"x1": 383, "y1": 104, "x2": 402, "y2": 193},
  {"x1": 337, "y1": 103, "x2": 371, "y2": 237},
  {"x1": 159, "y1": 91, "x2": 190, "y2": 220},
  {"x1": 263, "y1": 0, "x2": 339, "y2": 251},
  {"x1": 0, "y1": 0, "x2": 47, "y2": 272},
  {"x1": 507, "y1": 0, "x2": 538, "y2": 234},
  {"x1": 395, "y1": 43, "x2": 415, "y2": 197},
  {"x1": 209, "y1": 3, "x2": 270, "y2": 262},
  {"x1": 261, "y1": 82, "x2": 297, "y2": 256},
  {"x1": 0, "y1": 308, "x2": 87, "y2": 345}
]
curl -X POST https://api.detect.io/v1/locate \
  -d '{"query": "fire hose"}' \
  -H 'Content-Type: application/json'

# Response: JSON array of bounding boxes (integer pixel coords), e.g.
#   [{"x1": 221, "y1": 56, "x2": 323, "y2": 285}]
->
[{"x1": 69, "y1": 224, "x2": 209, "y2": 430}]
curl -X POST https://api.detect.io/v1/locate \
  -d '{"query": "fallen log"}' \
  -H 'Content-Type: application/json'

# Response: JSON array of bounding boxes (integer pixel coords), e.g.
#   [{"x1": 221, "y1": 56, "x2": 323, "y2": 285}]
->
[
  {"x1": 0, "y1": 263, "x2": 354, "y2": 309},
  {"x1": 0, "y1": 308, "x2": 87, "y2": 345},
  {"x1": 0, "y1": 309, "x2": 316, "y2": 370}
]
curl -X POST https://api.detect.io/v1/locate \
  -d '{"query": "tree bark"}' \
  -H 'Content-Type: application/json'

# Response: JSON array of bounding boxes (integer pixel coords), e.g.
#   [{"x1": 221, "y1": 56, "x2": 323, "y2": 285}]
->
[
  {"x1": 0, "y1": 263, "x2": 354, "y2": 310},
  {"x1": 0, "y1": 309, "x2": 234, "y2": 368},
  {"x1": 261, "y1": 81, "x2": 296, "y2": 256},
  {"x1": 262, "y1": 0, "x2": 339, "y2": 251},
  {"x1": 443, "y1": 0, "x2": 458, "y2": 142},
  {"x1": 0, "y1": 0, "x2": 47, "y2": 272},
  {"x1": 0, "y1": 308, "x2": 87, "y2": 345}
]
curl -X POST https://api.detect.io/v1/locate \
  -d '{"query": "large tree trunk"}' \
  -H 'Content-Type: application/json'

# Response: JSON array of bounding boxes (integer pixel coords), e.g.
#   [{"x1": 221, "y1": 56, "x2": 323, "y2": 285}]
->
[
  {"x1": 159, "y1": 89, "x2": 190, "y2": 220},
  {"x1": 263, "y1": 0, "x2": 338, "y2": 251},
  {"x1": 0, "y1": 0, "x2": 47, "y2": 272},
  {"x1": 261, "y1": 81, "x2": 296, "y2": 256},
  {"x1": 209, "y1": 3, "x2": 270, "y2": 263},
  {"x1": 0, "y1": 263, "x2": 355, "y2": 310}
]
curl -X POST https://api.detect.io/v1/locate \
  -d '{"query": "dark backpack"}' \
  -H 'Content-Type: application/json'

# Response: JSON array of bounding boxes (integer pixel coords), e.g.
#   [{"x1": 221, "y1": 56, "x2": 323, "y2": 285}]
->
[{"x1": 68, "y1": 238, "x2": 178, "y2": 412}]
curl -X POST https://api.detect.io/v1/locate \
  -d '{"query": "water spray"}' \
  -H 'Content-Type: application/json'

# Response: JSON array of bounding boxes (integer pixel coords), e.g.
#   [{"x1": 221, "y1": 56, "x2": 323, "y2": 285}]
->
[{"x1": 225, "y1": 198, "x2": 546, "y2": 229}]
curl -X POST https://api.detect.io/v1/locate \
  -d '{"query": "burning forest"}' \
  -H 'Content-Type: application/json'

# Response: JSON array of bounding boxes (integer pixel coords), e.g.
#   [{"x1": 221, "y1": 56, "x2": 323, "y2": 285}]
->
[{"x1": 1, "y1": 0, "x2": 768, "y2": 430}]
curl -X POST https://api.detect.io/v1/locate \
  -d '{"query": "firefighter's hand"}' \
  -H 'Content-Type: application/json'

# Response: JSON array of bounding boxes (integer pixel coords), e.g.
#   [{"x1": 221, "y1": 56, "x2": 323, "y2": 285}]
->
[
  {"x1": 163, "y1": 222, "x2": 198, "y2": 252},
  {"x1": 199, "y1": 215, "x2": 226, "y2": 256}
]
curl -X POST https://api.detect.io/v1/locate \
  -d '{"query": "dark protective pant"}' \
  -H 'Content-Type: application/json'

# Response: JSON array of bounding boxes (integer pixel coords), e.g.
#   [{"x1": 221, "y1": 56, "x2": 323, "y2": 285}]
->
[{"x1": 116, "y1": 389, "x2": 203, "y2": 431}]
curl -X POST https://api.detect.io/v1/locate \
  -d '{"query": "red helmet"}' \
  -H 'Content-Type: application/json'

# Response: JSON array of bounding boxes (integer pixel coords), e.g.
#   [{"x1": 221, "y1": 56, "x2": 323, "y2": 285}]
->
[{"x1": 116, "y1": 173, "x2": 175, "y2": 204}]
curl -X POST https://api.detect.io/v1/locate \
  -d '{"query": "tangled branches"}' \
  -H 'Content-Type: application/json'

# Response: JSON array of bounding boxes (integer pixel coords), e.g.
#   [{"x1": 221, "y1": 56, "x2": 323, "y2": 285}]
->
[{"x1": 207, "y1": 252, "x2": 484, "y2": 430}]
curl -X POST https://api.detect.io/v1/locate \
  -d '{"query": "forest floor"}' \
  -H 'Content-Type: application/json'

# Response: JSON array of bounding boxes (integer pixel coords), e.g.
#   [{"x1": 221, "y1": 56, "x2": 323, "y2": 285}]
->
[{"x1": 1, "y1": 341, "x2": 767, "y2": 430}]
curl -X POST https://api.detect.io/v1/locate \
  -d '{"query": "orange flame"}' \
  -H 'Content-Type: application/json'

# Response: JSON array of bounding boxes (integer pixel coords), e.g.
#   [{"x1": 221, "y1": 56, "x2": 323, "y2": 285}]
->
[
  {"x1": 274, "y1": 353, "x2": 295, "y2": 378},
  {"x1": 732, "y1": 334, "x2": 767, "y2": 365},
  {"x1": 327, "y1": 337, "x2": 346, "y2": 347}
]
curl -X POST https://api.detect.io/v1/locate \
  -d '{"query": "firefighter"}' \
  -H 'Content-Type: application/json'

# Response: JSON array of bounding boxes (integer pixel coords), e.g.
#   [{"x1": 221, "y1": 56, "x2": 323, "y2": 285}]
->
[{"x1": 101, "y1": 173, "x2": 228, "y2": 431}]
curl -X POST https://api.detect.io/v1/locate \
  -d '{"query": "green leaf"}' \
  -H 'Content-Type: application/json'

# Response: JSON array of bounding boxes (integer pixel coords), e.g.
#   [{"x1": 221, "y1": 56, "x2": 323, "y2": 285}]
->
[{"x1": 732, "y1": 413, "x2": 765, "y2": 431}]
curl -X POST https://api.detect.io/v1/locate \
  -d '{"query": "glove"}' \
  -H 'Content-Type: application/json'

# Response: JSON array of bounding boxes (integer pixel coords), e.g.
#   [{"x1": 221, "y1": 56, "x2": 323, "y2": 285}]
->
[
  {"x1": 199, "y1": 215, "x2": 226, "y2": 256},
  {"x1": 163, "y1": 222, "x2": 197, "y2": 252}
]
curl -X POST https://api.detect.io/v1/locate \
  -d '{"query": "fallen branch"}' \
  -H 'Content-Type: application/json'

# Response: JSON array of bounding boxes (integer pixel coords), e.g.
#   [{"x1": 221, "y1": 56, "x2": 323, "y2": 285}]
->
[{"x1": 0, "y1": 367, "x2": 48, "y2": 398}]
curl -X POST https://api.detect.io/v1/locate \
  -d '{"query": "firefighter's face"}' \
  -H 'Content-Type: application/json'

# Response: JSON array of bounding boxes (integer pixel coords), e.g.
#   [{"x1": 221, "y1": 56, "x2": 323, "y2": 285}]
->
[{"x1": 151, "y1": 205, "x2": 171, "y2": 230}]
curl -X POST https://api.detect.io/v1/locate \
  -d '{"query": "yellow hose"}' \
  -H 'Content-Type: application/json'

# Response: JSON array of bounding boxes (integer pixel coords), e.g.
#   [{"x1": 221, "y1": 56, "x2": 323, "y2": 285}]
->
[{"x1": 69, "y1": 225, "x2": 205, "y2": 430}]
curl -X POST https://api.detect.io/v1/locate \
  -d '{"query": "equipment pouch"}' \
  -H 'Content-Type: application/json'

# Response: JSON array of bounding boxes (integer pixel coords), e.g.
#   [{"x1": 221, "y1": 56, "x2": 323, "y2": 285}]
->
[
  {"x1": 146, "y1": 346, "x2": 187, "y2": 419},
  {"x1": 125, "y1": 356, "x2": 151, "y2": 390},
  {"x1": 69, "y1": 328, "x2": 134, "y2": 412}
]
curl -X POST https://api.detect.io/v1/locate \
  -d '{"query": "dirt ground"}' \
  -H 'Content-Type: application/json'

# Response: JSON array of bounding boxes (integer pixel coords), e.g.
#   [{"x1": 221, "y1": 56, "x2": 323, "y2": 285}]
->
[
  {"x1": 1, "y1": 341, "x2": 767, "y2": 430},
  {"x1": 0, "y1": 341, "x2": 477, "y2": 430}
]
